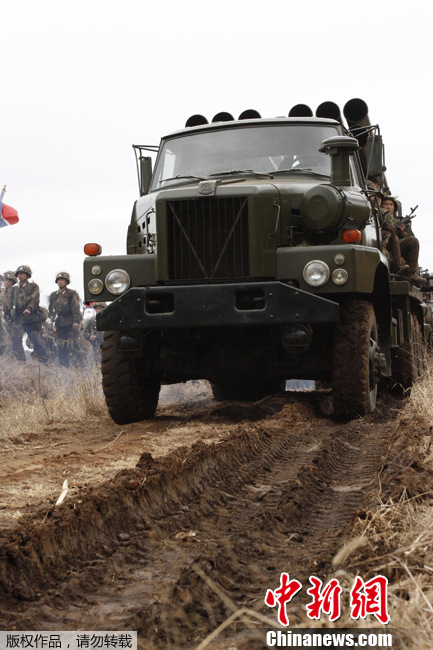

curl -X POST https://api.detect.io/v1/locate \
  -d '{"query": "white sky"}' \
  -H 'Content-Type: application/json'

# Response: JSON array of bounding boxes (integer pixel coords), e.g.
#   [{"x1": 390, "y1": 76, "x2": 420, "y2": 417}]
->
[{"x1": 2, "y1": 0, "x2": 433, "y2": 303}]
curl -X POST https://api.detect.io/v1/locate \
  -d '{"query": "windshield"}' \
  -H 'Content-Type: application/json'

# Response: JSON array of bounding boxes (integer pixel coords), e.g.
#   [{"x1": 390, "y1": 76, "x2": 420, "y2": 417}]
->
[{"x1": 151, "y1": 123, "x2": 339, "y2": 190}]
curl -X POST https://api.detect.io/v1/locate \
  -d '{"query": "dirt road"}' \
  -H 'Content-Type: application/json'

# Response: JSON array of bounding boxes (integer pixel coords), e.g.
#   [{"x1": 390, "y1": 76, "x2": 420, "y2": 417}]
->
[{"x1": 0, "y1": 384, "x2": 415, "y2": 647}]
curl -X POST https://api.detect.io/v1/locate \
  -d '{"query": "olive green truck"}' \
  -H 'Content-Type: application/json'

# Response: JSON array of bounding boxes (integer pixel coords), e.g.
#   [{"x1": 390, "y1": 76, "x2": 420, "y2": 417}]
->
[{"x1": 84, "y1": 98, "x2": 429, "y2": 424}]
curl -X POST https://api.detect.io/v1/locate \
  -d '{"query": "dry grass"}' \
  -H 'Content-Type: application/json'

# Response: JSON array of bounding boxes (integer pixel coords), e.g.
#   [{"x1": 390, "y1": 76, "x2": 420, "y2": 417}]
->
[
  {"x1": 309, "y1": 357, "x2": 433, "y2": 648},
  {"x1": 0, "y1": 355, "x2": 106, "y2": 446},
  {"x1": 399, "y1": 355, "x2": 433, "y2": 431}
]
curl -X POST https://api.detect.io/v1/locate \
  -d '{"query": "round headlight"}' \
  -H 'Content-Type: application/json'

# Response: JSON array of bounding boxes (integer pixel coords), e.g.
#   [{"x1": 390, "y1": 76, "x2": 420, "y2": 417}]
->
[
  {"x1": 303, "y1": 260, "x2": 330, "y2": 287},
  {"x1": 332, "y1": 268, "x2": 349, "y2": 285},
  {"x1": 105, "y1": 269, "x2": 130, "y2": 295},
  {"x1": 88, "y1": 278, "x2": 104, "y2": 295},
  {"x1": 91, "y1": 265, "x2": 102, "y2": 276},
  {"x1": 334, "y1": 254, "x2": 345, "y2": 266}
]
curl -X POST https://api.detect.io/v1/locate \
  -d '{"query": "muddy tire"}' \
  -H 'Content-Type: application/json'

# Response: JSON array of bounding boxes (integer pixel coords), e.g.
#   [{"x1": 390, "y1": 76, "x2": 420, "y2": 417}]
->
[
  {"x1": 101, "y1": 332, "x2": 160, "y2": 425},
  {"x1": 332, "y1": 300, "x2": 379, "y2": 418},
  {"x1": 393, "y1": 313, "x2": 425, "y2": 387}
]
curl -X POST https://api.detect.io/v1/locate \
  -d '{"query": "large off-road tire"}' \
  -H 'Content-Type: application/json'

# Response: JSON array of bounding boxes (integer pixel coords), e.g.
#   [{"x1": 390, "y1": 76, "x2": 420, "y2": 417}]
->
[
  {"x1": 392, "y1": 313, "x2": 426, "y2": 388},
  {"x1": 101, "y1": 332, "x2": 160, "y2": 425},
  {"x1": 332, "y1": 300, "x2": 379, "y2": 418}
]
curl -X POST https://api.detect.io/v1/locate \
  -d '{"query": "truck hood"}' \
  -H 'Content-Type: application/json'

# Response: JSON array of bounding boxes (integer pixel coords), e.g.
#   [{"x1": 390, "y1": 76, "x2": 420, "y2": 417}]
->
[{"x1": 135, "y1": 174, "x2": 331, "y2": 217}]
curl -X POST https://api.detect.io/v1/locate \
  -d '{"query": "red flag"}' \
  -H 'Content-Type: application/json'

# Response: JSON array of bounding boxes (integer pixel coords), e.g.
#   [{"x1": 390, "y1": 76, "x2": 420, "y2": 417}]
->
[{"x1": 0, "y1": 203, "x2": 19, "y2": 227}]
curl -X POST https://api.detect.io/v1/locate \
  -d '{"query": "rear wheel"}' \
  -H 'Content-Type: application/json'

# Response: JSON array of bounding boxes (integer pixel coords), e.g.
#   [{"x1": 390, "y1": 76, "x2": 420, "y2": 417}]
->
[
  {"x1": 101, "y1": 332, "x2": 160, "y2": 425},
  {"x1": 332, "y1": 300, "x2": 379, "y2": 418}
]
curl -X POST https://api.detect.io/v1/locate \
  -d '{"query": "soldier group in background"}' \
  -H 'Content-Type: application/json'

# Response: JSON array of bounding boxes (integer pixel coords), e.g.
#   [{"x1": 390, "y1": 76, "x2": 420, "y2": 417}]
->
[{"x1": 0, "y1": 266, "x2": 106, "y2": 366}]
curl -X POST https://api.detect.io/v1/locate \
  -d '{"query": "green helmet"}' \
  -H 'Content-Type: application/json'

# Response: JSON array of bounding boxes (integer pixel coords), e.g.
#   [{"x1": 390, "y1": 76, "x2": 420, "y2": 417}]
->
[
  {"x1": 56, "y1": 272, "x2": 70, "y2": 285},
  {"x1": 93, "y1": 302, "x2": 107, "y2": 310},
  {"x1": 4, "y1": 271, "x2": 17, "y2": 284},
  {"x1": 382, "y1": 196, "x2": 398, "y2": 213},
  {"x1": 15, "y1": 265, "x2": 32, "y2": 278}
]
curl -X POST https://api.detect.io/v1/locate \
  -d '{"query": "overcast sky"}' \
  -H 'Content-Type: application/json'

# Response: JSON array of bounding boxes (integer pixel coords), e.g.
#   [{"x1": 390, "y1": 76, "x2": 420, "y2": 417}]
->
[{"x1": 2, "y1": 0, "x2": 432, "y2": 303}]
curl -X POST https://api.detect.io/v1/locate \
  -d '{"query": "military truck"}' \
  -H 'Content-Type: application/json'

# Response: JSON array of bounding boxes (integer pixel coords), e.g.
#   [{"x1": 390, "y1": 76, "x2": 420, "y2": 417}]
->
[{"x1": 83, "y1": 98, "x2": 427, "y2": 424}]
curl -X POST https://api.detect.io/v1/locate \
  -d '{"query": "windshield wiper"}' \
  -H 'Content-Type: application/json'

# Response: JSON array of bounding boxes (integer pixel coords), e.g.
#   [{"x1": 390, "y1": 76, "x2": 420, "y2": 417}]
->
[
  {"x1": 208, "y1": 169, "x2": 274, "y2": 178},
  {"x1": 273, "y1": 168, "x2": 329, "y2": 177},
  {"x1": 159, "y1": 174, "x2": 207, "y2": 184}
]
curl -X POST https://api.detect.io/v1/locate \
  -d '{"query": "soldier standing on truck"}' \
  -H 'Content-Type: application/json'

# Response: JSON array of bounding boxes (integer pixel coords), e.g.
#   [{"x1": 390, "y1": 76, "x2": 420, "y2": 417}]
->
[
  {"x1": 10, "y1": 265, "x2": 48, "y2": 362},
  {"x1": 381, "y1": 197, "x2": 425, "y2": 287},
  {"x1": 49, "y1": 272, "x2": 84, "y2": 367}
]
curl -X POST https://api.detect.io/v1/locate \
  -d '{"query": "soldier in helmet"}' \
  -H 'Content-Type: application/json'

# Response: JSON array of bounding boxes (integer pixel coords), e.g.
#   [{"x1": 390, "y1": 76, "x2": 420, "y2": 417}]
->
[
  {"x1": 10, "y1": 265, "x2": 48, "y2": 362},
  {"x1": 381, "y1": 196, "x2": 425, "y2": 287},
  {"x1": 367, "y1": 183, "x2": 409, "y2": 277},
  {"x1": 83, "y1": 302, "x2": 106, "y2": 360},
  {"x1": 0, "y1": 274, "x2": 9, "y2": 354},
  {"x1": 48, "y1": 272, "x2": 84, "y2": 367},
  {"x1": 0, "y1": 271, "x2": 17, "y2": 354}
]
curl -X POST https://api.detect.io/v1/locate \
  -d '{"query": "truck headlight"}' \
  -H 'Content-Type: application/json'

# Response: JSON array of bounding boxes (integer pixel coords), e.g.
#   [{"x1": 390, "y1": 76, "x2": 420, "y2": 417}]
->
[
  {"x1": 332, "y1": 268, "x2": 349, "y2": 285},
  {"x1": 303, "y1": 260, "x2": 330, "y2": 287},
  {"x1": 105, "y1": 269, "x2": 130, "y2": 295},
  {"x1": 88, "y1": 279, "x2": 104, "y2": 295}
]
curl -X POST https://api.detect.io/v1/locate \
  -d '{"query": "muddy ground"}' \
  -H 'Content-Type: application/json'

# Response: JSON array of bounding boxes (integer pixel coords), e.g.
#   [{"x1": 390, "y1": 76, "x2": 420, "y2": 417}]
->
[{"x1": 0, "y1": 382, "x2": 430, "y2": 648}]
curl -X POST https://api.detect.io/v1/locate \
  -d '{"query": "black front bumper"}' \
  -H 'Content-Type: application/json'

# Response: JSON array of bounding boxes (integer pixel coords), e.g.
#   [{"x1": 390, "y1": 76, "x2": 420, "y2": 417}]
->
[{"x1": 97, "y1": 282, "x2": 339, "y2": 331}]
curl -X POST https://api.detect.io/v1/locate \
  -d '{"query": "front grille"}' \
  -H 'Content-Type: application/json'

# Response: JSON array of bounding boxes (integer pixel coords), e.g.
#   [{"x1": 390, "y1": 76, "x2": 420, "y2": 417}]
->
[{"x1": 166, "y1": 197, "x2": 249, "y2": 280}]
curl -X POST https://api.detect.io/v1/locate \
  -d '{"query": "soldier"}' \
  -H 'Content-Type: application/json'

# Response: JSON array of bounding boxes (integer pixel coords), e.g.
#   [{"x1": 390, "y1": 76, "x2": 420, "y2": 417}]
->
[
  {"x1": 367, "y1": 183, "x2": 409, "y2": 276},
  {"x1": 48, "y1": 272, "x2": 84, "y2": 367},
  {"x1": 10, "y1": 265, "x2": 48, "y2": 362},
  {"x1": 0, "y1": 271, "x2": 17, "y2": 355},
  {"x1": 381, "y1": 197, "x2": 425, "y2": 287},
  {"x1": 83, "y1": 302, "x2": 106, "y2": 360}
]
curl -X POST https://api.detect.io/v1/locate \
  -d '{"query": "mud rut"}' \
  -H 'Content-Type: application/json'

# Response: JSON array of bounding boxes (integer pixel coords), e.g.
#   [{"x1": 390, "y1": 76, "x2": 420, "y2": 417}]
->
[{"x1": 0, "y1": 392, "x2": 400, "y2": 648}]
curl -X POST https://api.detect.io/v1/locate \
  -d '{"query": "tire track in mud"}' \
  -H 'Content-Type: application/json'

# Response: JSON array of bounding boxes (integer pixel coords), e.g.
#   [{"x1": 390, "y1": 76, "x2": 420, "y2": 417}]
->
[{"x1": 0, "y1": 395, "x2": 399, "y2": 647}]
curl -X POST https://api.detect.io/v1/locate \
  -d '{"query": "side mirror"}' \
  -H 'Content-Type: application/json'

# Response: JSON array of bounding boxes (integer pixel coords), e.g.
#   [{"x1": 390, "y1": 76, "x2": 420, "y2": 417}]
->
[
  {"x1": 139, "y1": 156, "x2": 153, "y2": 196},
  {"x1": 365, "y1": 133, "x2": 385, "y2": 178}
]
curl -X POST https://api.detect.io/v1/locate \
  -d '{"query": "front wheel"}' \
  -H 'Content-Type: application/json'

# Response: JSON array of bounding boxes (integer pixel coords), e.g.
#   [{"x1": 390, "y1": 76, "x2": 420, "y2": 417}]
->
[
  {"x1": 101, "y1": 332, "x2": 160, "y2": 425},
  {"x1": 332, "y1": 300, "x2": 379, "y2": 418}
]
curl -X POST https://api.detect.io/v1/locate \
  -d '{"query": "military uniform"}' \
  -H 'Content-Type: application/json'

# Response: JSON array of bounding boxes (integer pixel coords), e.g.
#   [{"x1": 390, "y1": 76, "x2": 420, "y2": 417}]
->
[
  {"x1": 381, "y1": 201, "x2": 424, "y2": 285},
  {"x1": 10, "y1": 266, "x2": 48, "y2": 362},
  {"x1": 83, "y1": 303, "x2": 106, "y2": 360},
  {"x1": 0, "y1": 272, "x2": 16, "y2": 354},
  {"x1": 49, "y1": 273, "x2": 84, "y2": 367}
]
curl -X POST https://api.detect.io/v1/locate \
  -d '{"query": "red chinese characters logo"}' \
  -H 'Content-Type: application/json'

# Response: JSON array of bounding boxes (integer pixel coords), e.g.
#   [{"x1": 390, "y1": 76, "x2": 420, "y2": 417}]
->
[
  {"x1": 265, "y1": 574, "x2": 389, "y2": 626},
  {"x1": 264, "y1": 572, "x2": 302, "y2": 626},
  {"x1": 350, "y1": 575, "x2": 390, "y2": 625},
  {"x1": 306, "y1": 576, "x2": 342, "y2": 622}
]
